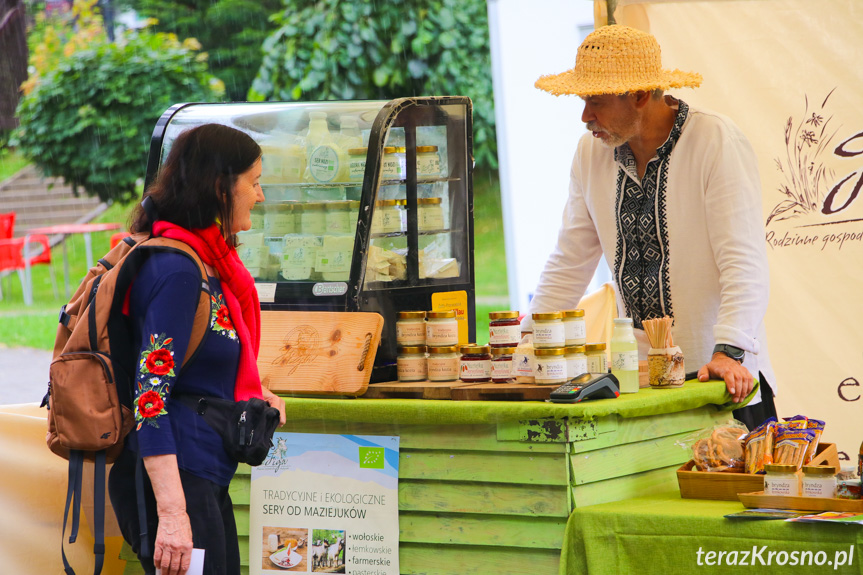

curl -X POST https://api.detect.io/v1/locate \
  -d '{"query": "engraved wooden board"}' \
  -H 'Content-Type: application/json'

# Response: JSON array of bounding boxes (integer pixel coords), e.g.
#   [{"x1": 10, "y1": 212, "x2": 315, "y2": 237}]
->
[{"x1": 257, "y1": 311, "x2": 384, "y2": 396}]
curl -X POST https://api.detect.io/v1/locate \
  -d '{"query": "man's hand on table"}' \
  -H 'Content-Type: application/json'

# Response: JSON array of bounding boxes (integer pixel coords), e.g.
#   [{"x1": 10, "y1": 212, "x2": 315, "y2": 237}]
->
[{"x1": 696, "y1": 353, "x2": 754, "y2": 404}]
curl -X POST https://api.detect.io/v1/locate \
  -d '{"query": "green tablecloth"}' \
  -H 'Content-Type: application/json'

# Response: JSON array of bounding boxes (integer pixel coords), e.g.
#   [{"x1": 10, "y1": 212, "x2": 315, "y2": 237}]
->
[
  {"x1": 281, "y1": 380, "x2": 750, "y2": 425},
  {"x1": 561, "y1": 493, "x2": 863, "y2": 575}
]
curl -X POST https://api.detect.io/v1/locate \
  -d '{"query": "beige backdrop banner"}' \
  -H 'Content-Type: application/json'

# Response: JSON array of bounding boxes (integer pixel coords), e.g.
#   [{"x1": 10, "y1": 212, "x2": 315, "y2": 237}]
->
[{"x1": 610, "y1": 0, "x2": 863, "y2": 463}]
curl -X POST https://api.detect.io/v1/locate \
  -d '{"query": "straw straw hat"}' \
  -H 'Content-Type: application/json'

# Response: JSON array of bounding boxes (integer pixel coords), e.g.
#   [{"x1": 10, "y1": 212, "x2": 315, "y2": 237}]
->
[{"x1": 535, "y1": 25, "x2": 702, "y2": 97}]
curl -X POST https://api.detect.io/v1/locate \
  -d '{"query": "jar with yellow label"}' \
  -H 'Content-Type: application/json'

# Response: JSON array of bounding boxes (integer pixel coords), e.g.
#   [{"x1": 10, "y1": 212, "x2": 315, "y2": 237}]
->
[
  {"x1": 427, "y1": 345, "x2": 459, "y2": 382},
  {"x1": 371, "y1": 199, "x2": 403, "y2": 234},
  {"x1": 585, "y1": 342, "x2": 608, "y2": 373},
  {"x1": 532, "y1": 312, "x2": 565, "y2": 349},
  {"x1": 418, "y1": 197, "x2": 445, "y2": 231},
  {"x1": 416, "y1": 145, "x2": 442, "y2": 177},
  {"x1": 426, "y1": 310, "x2": 458, "y2": 346},
  {"x1": 534, "y1": 347, "x2": 567, "y2": 385},
  {"x1": 397, "y1": 346, "x2": 427, "y2": 382},
  {"x1": 396, "y1": 311, "x2": 426, "y2": 346}
]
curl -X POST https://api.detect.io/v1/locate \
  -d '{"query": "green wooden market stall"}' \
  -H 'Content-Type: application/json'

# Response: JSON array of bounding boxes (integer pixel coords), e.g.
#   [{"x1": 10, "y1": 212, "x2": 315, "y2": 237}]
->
[{"x1": 120, "y1": 380, "x2": 746, "y2": 574}]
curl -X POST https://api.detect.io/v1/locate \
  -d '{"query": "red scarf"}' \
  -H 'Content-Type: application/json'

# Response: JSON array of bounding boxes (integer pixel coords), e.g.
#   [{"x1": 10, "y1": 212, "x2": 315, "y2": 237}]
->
[{"x1": 153, "y1": 222, "x2": 263, "y2": 401}]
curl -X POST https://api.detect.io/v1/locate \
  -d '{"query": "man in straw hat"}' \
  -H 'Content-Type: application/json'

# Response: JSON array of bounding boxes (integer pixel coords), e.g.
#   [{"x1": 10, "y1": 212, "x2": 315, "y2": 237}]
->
[{"x1": 525, "y1": 24, "x2": 776, "y2": 428}]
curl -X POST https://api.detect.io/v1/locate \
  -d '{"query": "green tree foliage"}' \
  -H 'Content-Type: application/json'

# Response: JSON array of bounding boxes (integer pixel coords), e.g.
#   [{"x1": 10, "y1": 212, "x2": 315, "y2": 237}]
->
[
  {"x1": 14, "y1": 27, "x2": 221, "y2": 202},
  {"x1": 126, "y1": 0, "x2": 282, "y2": 101},
  {"x1": 251, "y1": 0, "x2": 498, "y2": 169}
]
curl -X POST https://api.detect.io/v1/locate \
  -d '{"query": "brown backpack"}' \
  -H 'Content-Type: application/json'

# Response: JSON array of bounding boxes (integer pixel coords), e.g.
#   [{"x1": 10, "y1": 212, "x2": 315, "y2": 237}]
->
[{"x1": 44, "y1": 232, "x2": 212, "y2": 575}]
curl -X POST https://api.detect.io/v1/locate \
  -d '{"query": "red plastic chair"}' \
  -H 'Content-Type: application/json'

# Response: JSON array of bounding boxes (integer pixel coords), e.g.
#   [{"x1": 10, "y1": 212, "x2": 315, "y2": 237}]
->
[
  {"x1": 0, "y1": 212, "x2": 15, "y2": 240},
  {"x1": 0, "y1": 234, "x2": 58, "y2": 305}
]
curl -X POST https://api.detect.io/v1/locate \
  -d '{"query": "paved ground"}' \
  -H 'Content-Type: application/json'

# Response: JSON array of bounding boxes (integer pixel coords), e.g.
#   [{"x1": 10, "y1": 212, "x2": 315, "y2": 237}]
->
[{"x1": 0, "y1": 345, "x2": 52, "y2": 404}]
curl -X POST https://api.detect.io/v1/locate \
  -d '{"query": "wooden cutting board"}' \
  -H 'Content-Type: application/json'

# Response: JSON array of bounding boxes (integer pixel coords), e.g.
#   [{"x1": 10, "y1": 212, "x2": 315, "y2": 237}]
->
[{"x1": 257, "y1": 311, "x2": 384, "y2": 396}]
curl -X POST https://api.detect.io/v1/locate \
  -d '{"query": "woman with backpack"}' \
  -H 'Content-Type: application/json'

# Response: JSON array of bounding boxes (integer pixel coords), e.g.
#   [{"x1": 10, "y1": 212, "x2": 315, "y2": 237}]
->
[{"x1": 108, "y1": 123, "x2": 286, "y2": 575}]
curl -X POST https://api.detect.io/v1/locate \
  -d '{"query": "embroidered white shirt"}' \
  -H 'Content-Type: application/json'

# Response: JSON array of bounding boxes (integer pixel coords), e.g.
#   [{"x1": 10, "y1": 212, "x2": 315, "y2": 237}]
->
[{"x1": 524, "y1": 101, "x2": 774, "y2": 401}]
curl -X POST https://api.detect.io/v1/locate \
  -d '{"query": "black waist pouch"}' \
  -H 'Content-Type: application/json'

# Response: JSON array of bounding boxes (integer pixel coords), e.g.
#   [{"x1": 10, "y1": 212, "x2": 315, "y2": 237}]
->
[{"x1": 174, "y1": 394, "x2": 280, "y2": 466}]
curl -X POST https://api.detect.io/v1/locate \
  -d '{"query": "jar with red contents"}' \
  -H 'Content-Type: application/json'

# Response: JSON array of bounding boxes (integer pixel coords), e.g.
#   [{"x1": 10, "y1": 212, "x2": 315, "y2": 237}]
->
[
  {"x1": 460, "y1": 344, "x2": 492, "y2": 382},
  {"x1": 488, "y1": 311, "x2": 520, "y2": 348},
  {"x1": 491, "y1": 346, "x2": 516, "y2": 383}
]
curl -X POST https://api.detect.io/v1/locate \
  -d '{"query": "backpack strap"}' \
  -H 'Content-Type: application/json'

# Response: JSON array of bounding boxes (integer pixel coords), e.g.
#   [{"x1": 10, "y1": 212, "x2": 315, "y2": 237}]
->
[
  {"x1": 134, "y1": 238, "x2": 212, "y2": 371},
  {"x1": 61, "y1": 450, "x2": 107, "y2": 575}
]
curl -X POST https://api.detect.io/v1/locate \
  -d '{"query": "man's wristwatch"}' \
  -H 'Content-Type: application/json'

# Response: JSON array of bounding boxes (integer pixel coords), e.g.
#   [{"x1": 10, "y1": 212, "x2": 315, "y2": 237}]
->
[{"x1": 713, "y1": 344, "x2": 745, "y2": 363}]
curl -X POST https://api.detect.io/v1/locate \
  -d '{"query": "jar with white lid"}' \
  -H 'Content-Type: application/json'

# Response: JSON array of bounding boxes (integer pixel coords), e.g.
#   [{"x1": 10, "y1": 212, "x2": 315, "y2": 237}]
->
[
  {"x1": 764, "y1": 464, "x2": 800, "y2": 496},
  {"x1": 802, "y1": 465, "x2": 837, "y2": 498},
  {"x1": 382, "y1": 146, "x2": 406, "y2": 180},
  {"x1": 488, "y1": 310, "x2": 521, "y2": 348},
  {"x1": 562, "y1": 309, "x2": 586, "y2": 346},
  {"x1": 585, "y1": 342, "x2": 608, "y2": 373},
  {"x1": 427, "y1": 346, "x2": 459, "y2": 382},
  {"x1": 371, "y1": 199, "x2": 403, "y2": 234},
  {"x1": 397, "y1": 346, "x2": 427, "y2": 382},
  {"x1": 416, "y1": 145, "x2": 442, "y2": 177},
  {"x1": 348, "y1": 147, "x2": 367, "y2": 181},
  {"x1": 418, "y1": 197, "x2": 445, "y2": 231},
  {"x1": 565, "y1": 345, "x2": 588, "y2": 380},
  {"x1": 534, "y1": 347, "x2": 567, "y2": 385},
  {"x1": 396, "y1": 311, "x2": 426, "y2": 346},
  {"x1": 426, "y1": 310, "x2": 458, "y2": 346},
  {"x1": 532, "y1": 312, "x2": 565, "y2": 349}
]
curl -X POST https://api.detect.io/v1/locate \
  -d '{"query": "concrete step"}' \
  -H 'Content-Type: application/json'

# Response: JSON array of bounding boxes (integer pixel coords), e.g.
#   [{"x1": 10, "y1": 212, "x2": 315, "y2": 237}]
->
[
  {"x1": 0, "y1": 164, "x2": 109, "y2": 238},
  {"x1": 0, "y1": 197, "x2": 101, "y2": 210}
]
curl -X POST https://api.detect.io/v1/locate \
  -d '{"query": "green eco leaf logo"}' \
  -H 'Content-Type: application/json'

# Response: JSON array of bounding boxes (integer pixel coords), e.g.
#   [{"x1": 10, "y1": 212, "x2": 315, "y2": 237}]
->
[{"x1": 359, "y1": 447, "x2": 385, "y2": 469}]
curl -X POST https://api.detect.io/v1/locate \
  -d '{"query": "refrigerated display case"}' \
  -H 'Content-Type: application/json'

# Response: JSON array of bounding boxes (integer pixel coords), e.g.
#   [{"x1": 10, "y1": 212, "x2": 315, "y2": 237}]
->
[{"x1": 144, "y1": 97, "x2": 476, "y2": 382}]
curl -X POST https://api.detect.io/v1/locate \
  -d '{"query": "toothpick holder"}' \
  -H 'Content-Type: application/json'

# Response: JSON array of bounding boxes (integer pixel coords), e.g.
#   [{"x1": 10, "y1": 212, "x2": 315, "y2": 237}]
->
[{"x1": 647, "y1": 346, "x2": 685, "y2": 388}]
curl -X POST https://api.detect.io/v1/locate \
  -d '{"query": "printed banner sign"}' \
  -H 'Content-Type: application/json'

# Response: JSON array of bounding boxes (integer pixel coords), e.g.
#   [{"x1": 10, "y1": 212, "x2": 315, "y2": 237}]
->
[
  {"x1": 250, "y1": 433, "x2": 400, "y2": 574},
  {"x1": 617, "y1": 0, "x2": 863, "y2": 461}
]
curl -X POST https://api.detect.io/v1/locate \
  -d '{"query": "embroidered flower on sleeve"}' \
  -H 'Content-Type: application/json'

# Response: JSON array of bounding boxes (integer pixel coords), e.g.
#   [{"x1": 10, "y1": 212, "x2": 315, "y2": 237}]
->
[
  {"x1": 137, "y1": 390, "x2": 165, "y2": 420},
  {"x1": 210, "y1": 293, "x2": 238, "y2": 341},
  {"x1": 135, "y1": 333, "x2": 175, "y2": 429}
]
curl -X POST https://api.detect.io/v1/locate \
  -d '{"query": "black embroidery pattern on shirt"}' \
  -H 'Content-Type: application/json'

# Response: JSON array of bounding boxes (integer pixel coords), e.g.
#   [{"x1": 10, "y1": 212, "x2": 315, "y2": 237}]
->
[{"x1": 613, "y1": 99, "x2": 689, "y2": 330}]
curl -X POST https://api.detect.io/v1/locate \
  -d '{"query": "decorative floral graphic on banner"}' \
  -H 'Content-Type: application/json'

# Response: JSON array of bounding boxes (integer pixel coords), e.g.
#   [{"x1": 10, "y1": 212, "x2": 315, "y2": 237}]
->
[
  {"x1": 767, "y1": 89, "x2": 839, "y2": 227},
  {"x1": 765, "y1": 88, "x2": 863, "y2": 254}
]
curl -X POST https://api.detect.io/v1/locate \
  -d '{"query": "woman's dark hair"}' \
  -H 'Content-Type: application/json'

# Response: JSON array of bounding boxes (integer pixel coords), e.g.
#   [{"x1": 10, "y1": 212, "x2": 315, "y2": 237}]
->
[{"x1": 130, "y1": 123, "x2": 261, "y2": 246}]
